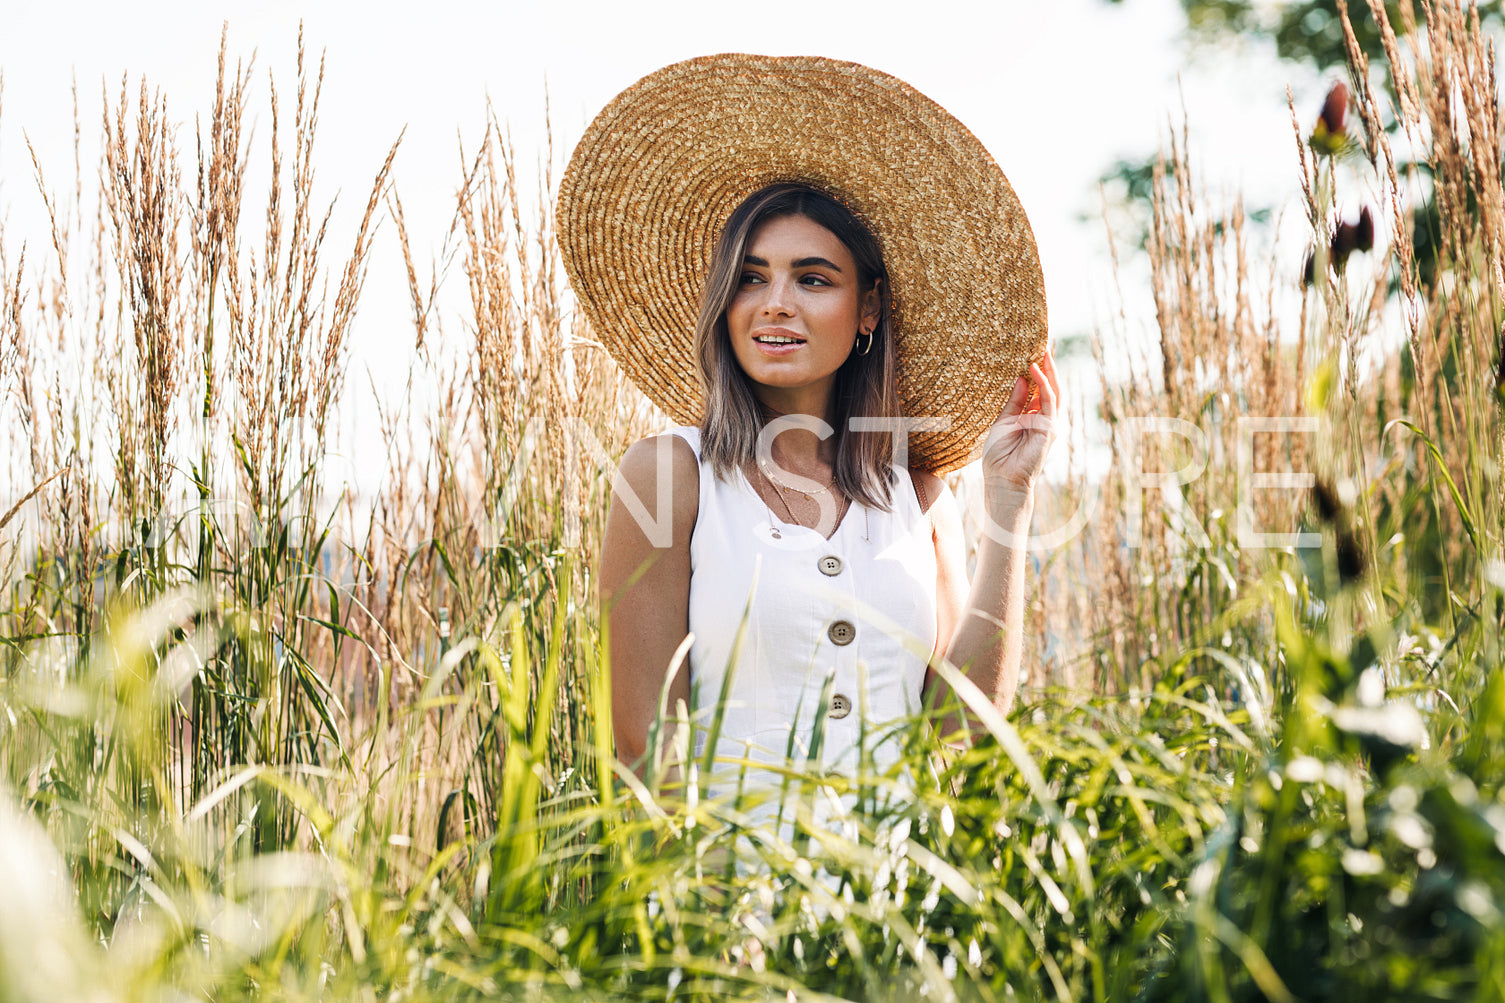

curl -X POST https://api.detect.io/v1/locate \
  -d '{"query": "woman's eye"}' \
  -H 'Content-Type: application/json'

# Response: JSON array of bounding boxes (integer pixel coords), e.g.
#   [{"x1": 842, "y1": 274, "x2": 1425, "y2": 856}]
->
[
  {"x1": 739, "y1": 272, "x2": 763, "y2": 285},
  {"x1": 800, "y1": 274, "x2": 831, "y2": 287}
]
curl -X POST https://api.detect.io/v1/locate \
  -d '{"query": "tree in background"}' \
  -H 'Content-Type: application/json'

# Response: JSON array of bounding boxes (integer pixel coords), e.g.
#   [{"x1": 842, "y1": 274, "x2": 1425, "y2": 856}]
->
[{"x1": 1169, "y1": 0, "x2": 1500, "y2": 71}]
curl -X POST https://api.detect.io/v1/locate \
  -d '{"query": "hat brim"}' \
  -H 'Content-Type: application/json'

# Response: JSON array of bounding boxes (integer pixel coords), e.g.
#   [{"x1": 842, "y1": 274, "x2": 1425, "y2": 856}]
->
[{"x1": 557, "y1": 53, "x2": 1048, "y2": 474}]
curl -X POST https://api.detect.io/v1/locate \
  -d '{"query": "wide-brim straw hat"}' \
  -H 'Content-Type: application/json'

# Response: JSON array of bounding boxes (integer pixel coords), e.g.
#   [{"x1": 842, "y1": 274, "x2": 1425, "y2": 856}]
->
[{"x1": 556, "y1": 53, "x2": 1048, "y2": 474}]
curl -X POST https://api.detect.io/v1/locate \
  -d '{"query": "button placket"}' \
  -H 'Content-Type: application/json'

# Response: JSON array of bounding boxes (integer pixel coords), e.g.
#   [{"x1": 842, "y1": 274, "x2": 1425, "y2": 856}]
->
[{"x1": 820, "y1": 544, "x2": 858, "y2": 729}]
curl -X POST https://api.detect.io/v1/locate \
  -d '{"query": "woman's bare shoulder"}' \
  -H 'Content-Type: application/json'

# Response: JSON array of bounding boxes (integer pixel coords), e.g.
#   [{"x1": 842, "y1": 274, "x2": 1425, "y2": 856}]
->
[
  {"x1": 613, "y1": 433, "x2": 700, "y2": 531},
  {"x1": 618, "y1": 432, "x2": 698, "y2": 481}
]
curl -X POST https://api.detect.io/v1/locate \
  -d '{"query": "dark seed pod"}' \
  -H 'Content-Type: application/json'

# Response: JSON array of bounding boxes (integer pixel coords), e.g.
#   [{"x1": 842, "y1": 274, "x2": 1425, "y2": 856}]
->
[
  {"x1": 1320, "y1": 81, "x2": 1349, "y2": 137},
  {"x1": 1310, "y1": 478, "x2": 1368, "y2": 583},
  {"x1": 1332, "y1": 221, "x2": 1359, "y2": 264},
  {"x1": 1336, "y1": 528, "x2": 1368, "y2": 583},
  {"x1": 1326, "y1": 209, "x2": 1375, "y2": 272},
  {"x1": 1311, "y1": 477, "x2": 1343, "y2": 523},
  {"x1": 1355, "y1": 207, "x2": 1375, "y2": 251}
]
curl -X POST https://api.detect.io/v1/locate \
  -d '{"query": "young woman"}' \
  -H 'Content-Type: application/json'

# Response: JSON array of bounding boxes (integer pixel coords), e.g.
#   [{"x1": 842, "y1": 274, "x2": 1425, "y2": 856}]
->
[{"x1": 556, "y1": 54, "x2": 1057, "y2": 799}]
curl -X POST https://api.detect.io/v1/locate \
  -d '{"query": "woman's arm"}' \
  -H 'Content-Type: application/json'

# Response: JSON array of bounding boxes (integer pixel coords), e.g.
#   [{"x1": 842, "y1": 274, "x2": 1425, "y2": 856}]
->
[
  {"x1": 597, "y1": 433, "x2": 700, "y2": 786},
  {"x1": 922, "y1": 352, "x2": 1059, "y2": 734}
]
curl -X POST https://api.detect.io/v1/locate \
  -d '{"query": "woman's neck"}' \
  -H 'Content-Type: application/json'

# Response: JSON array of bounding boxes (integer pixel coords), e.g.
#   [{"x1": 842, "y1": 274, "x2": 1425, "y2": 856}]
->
[{"x1": 753, "y1": 397, "x2": 839, "y2": 470}]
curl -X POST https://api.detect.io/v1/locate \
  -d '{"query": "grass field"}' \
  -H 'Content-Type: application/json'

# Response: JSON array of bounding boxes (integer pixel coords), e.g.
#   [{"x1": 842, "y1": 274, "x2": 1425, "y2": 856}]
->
[{"x1": 2, "y1": 4, "x2": 1504, "y2": 1000}]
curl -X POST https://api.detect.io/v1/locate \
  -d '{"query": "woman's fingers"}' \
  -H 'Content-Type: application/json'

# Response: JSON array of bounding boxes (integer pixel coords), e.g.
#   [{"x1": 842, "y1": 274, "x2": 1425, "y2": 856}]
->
[
  {"x1": 1040, "y1": 350, "x2": 1061, "y2": 406},
  {"x1": 999, "y1": 374, "x2": 1029, "y2": 419},
  {"x1": 1032, "y1": 360, "x2": 1057, "y2": 419},
  {"x1": 980, "y1": 350, "x2": 1061, "y2": 487},
  {"x1": 997, "y1": 350, "x2": 1059, "y2": 431}
]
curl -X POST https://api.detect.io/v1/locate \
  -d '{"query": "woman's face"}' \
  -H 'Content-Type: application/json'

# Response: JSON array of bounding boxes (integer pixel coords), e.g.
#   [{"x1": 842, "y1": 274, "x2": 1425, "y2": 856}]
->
[{"x1": 726, "y1": 213, "x2": 879, "y2": 412}]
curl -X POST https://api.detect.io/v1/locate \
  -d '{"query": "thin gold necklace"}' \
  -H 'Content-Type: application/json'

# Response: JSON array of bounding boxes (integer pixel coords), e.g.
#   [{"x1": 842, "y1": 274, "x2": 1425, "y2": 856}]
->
[{"x1": 758, "y1": 458, "x2": 834, "y2": 499}]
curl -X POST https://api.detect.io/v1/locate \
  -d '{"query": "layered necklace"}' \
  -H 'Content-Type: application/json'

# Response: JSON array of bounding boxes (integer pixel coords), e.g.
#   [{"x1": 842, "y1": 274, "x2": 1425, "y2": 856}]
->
[
  {"x1": 751, "y1": 402, "x2": 853, "y2": 538},
  {"x1": 755, "y1": 458, "x2": 847, "y2": 538}
]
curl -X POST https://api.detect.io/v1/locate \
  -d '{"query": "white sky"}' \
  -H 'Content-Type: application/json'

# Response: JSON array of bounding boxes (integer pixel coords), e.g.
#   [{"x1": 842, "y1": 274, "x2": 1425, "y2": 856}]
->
[{"x1": 0, "y1": 0, "x2": 1332, "y2": 497}]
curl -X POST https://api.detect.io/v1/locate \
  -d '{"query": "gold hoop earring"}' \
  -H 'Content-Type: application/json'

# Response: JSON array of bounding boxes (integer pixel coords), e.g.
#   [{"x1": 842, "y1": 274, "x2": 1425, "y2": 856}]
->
[{"x1": 854, "y1": 329, "x2": 874, "y2": 356}]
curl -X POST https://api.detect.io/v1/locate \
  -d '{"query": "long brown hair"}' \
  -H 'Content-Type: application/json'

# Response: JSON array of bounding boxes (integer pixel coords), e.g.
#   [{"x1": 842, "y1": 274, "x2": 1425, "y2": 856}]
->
[{"x1": 693, "y1": 183, "x2": 903, "y2": 511}]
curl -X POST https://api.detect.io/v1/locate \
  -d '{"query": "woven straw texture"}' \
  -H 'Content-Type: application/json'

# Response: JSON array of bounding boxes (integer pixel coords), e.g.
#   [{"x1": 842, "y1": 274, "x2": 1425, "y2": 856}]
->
[{"x1": 557, "y1": 53, "x2": 1048, "y2": 474}]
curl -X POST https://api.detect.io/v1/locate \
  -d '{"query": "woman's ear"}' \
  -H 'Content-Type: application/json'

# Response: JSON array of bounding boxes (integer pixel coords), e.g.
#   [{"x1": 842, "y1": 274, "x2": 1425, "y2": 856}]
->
[{"x1": 861, "y1": 280, "x2": 883, "y2": 329}]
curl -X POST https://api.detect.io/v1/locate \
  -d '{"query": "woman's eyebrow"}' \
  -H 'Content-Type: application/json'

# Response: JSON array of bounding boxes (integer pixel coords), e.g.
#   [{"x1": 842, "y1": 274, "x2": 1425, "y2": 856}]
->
[{"x1": 741, "y1": 253, "x2": 844, "y2": 272}]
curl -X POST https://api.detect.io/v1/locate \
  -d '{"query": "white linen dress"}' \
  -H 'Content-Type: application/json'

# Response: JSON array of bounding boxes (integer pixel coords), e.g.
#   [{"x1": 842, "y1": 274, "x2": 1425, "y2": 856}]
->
[{"x1": 667, "y1": 424, "x2": 939, "y2": 843}]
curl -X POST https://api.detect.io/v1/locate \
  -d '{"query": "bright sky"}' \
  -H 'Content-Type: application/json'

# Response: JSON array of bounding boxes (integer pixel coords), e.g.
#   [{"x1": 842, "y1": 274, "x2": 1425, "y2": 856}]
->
[{"x1": 0, "y1": 0, "x2": 1328, "y2": 495}]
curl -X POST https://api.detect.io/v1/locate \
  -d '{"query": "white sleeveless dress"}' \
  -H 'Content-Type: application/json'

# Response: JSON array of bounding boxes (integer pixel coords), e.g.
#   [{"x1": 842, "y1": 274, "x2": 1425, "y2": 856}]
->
[{"x1": 667, "y1": 425, "x2": 938, "y2": 814}]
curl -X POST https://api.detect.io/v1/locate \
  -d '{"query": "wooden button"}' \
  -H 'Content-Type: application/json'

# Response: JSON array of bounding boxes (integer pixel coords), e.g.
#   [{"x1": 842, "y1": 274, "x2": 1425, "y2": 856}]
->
[
  {"x1": 829, "y1": 693, "x2": 852, "y2": 719},
  {"x1": 818, "y1": 554, "x2": 843, "y2": 576},
  {"x1": 827, "y1": 620, "x2": 855, "y2": 646}
]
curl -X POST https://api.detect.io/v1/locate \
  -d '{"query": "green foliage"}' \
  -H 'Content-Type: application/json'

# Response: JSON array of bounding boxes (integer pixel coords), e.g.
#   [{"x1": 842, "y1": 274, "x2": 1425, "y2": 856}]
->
[
  {"x1": 5, "y1": 549, "x2": 1503, "y2": 1001},
  {"x1": 1142, "y1": 612, "x2": 1505, "y2": 1002}
]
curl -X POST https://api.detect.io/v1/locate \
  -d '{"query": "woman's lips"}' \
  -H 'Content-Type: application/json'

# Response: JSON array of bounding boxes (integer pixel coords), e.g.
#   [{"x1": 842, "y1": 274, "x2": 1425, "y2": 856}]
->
[
  {"x1": 754, "y1": 340, "x2": 805, "y2": 356},
  {"x1": 753, "y1": 329, "x2": 806, "y2": 356}
]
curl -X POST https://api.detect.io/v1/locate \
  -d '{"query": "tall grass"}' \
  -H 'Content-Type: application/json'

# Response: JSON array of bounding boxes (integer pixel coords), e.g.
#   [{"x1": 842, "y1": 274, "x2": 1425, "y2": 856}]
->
[
  {"x1": 1, "y1": 3, "x2": 1503, "y2": 1000},
  {"x1": 1033, "y1": 0, "x2": 1504, "y2": 708}
]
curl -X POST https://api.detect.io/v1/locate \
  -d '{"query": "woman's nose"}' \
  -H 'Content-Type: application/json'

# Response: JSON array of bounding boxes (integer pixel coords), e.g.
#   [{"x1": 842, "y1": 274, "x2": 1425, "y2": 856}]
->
[{"x1": 761, "y1": 275, "x2": 796, "y2": 317}]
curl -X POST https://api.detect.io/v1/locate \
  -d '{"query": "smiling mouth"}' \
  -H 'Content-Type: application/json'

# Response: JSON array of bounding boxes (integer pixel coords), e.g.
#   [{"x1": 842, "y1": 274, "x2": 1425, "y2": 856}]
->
[{"x1": 754, "y1": 333, "x2": 806, "y2": 345}]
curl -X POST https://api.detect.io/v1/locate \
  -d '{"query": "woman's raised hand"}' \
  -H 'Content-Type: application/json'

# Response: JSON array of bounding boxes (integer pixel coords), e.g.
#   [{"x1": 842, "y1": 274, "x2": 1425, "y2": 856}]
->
[{"x1": 979, "y1": 349, "x2": 1059, "y2": 498}]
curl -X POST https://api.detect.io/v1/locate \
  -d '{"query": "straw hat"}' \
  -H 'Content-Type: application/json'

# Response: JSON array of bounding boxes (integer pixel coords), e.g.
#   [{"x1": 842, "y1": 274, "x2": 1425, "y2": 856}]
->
[{"x1": 557, "y1": 53, "x2": 1048, "y2": 474}]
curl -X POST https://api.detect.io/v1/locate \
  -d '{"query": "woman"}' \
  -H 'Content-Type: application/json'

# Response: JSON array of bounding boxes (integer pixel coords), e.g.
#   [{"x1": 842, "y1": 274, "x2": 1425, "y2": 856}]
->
[{"x1": 557, "y1": 54, "x2": 1057, "y2": 800}]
